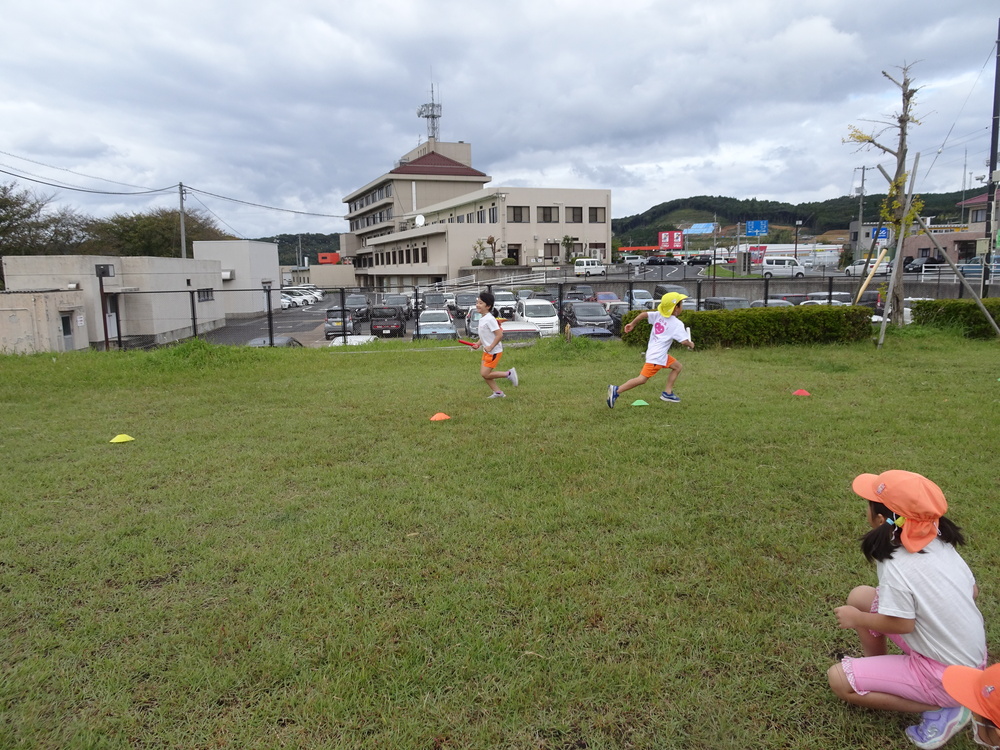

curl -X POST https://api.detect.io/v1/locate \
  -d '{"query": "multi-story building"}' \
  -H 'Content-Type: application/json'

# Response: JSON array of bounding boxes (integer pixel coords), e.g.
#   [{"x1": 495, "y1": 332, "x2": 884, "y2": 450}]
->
[{"x1": 342, "y1": 139, "x2": 612, "y2": 289}]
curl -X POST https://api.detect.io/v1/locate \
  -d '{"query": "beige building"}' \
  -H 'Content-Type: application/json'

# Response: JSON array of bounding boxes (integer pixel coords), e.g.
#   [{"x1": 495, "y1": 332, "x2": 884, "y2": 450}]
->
[{"x1": 342, "y1": 139, "x2": 612, "y2": 289}]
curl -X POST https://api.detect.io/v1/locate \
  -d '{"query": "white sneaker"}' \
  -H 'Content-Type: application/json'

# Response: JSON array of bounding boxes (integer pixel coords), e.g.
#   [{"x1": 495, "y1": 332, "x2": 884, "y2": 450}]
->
[
  {"x1": 507, "y1": 367, "x2": 519, "y2": 387},
  {"x1": 487, "y1": 391, "x2": 506, "y2": 399}
]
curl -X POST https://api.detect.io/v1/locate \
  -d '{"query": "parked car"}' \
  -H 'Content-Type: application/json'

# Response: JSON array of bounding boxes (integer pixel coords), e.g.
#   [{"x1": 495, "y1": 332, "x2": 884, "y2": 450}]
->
[
  {"x1": 653, "y1": 284, "x2": 690, "y2": 298},
  {"x1": 621, "y1": 255, "x2": 646, "y2": 266},
  {"x1": 281, "y1": 289, "x2": 317, "y2": 306},
  {"x1": 465, "y1": 308, "x2": 483, "y2": 338},
  {"x1": 453, "y1": 292, "x2": 479, "y2": 318},
  {"x1": 594, "y1": 291, "x2": 621, "y2": 307},
  {"x1": 844, "y1": 258, "x2": 890, "y2": 276},
  {"x1": 568, "y1": 326, "x2": 615, "y2": 339},
  {"x1": 776, "y1": 293, "x2": 810, "y2": 306},
  {"x1": 287, "y1": 284, "x2": 324, "y2": 300},
  {"x1": 806, "y1": 291, "x2": 853, "y2": 304},
  {"x1": 605, "y1": 302, "x2": 631, "y2": 335},
  {"x1": 800, "y1": 299, "x2": 847, "y2": 306},
  {"x1": 514, "y1": 299, "x2": 560, "y2": 336},
  {"x1": 758, "y1": 257, "x2": 807, "y2": 278},
  {"x1": 345, "y1": 293, "x2": 370, "y2": 321},
  {"x1": 574, "y1": 258, "x2": 607, "y2": 277},
  {"x1": 561, "y1": 301, "x2": 613, "y2": 330},
  {"x1": 570, "y1": 284, "x2": 595, "y2": 300},
  {"x1": 749, "y1": 299, "x2": 794, "y2": 308},
  {"x1": 623, "y1": 289, "x2": 656, "y2": 309},
  {"x1": 702, "y1": 297, "x2": 751, "y2": 311},
  {"x1": 324, "y1": 307, "x2": 355, "y2": 339},
  {"x1": 686, "y1": 255, "x2": 713, "y2": 266},
  {"x1": 247, "y1": 336, "x2": 303, "y2": 347},
  {"x1": 904, "y1": 256, "x2": 947, "y2": 273},
  {"x1": 382, "y1": 293, "x2": 413, "y2": 319},
  {"x1": 515, "y1": 289, "x2": 535, "y2": 300},
  {"x1": 647, "y1": 255, "x2": 683, "y2": 266},
  {"x1": 421, "y1": 292, "x2": 449, "y2": 313},
  {"x1": 499, "y1": 319, "x2": 542, "y2": 342},
  {"x1": 369, "y1": 306, "x2": 407, "y2": 338},
  {"x1": 414, "y1": 310, "x2": 458, "y2": 340},
  {"x1": 492, "y1": 290, "x2": 518, "y2": 319},
  {"x1": 280, "y1": 294, "x2": 297, "y2": 309}
]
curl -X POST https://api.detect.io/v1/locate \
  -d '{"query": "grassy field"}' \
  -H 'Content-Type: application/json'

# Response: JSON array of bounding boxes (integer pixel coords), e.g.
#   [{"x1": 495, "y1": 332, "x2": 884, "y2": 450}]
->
[{"x1": 1, "y1": 328, "x2": 998, "y2": 749}]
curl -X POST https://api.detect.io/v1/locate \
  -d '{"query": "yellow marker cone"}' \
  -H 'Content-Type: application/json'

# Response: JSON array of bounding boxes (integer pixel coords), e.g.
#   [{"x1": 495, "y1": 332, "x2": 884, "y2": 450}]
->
[
  {"x1": 430, "y1": 413, "x2": 451, "y2": 421},
  {"x1": 110, "y1": 434, "x2": 135, "y2": 443}
]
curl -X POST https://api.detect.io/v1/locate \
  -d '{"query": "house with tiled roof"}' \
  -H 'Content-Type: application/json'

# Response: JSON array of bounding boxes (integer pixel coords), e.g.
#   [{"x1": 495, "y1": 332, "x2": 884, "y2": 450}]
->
[
  {"x1": 900, "y1": 192, "x2": 991, "y2": 262},
  {"x1": 341, "y1": 138, "x2": 611, "y2": 289}
]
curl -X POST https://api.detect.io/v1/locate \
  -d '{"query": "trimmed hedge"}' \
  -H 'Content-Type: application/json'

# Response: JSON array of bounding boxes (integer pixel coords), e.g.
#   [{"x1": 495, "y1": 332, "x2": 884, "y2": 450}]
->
[
  {"x1": 621, "y1": 306, "x2": 873, "y2": 348},
  {"x1": 909, "y1": 298, "x2": 1000, "y2": 339}
]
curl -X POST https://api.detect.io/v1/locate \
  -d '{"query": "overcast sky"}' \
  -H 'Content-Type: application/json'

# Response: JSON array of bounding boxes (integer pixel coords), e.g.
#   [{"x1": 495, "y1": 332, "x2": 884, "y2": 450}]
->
[{"x1": 1, "y1": 1, "x2": 997, "y2": 238}]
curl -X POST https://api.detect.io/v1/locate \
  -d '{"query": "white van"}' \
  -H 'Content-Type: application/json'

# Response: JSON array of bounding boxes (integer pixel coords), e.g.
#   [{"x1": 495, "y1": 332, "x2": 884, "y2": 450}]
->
[
  {"x1": 574, "y1": 258, "x2": 607, "y2": 277},
  {"x1": 759, "y1": 257, "x2": 807, "y2": 279},
  {"x1": 621, "y1": 255, "x2": 645, "y2": 266}
]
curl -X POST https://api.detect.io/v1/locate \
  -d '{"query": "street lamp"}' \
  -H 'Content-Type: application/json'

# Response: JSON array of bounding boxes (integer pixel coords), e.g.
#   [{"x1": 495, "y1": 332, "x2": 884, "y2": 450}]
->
[{"x1": 794, "y1": 220, "x2": 803, "y2": 259}]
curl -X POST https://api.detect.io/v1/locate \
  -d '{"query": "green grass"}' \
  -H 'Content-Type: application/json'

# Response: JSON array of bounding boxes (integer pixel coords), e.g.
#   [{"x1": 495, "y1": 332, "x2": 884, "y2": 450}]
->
[{"x1": 1, "y1": 330, "x2": 999, "y2": 749}]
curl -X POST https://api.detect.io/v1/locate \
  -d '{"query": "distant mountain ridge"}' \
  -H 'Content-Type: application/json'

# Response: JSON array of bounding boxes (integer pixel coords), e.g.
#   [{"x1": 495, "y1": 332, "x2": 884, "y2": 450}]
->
[{"x1": 612, "y1": 191, "x2": 971, "y2": 245}]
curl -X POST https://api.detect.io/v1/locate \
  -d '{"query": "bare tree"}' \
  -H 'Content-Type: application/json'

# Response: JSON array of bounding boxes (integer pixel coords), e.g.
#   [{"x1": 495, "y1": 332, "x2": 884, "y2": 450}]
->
[{"x1": 844, "y1": 64, "x2": 924, "y2": 325}]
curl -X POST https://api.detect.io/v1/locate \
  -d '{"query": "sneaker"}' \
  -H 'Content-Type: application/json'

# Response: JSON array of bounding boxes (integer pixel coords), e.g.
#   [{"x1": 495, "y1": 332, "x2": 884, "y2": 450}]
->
[
  {"x1": 904, "y1": 706, "x2": 972, "y2": 749},
  {"x1": 507, "y1": 368, "x2": 519, "y2": 387},
  {"x1": 607, "y1": 384, "x2": 619, "y2": 409},
  {"x1": 487, "y1": 391, "x2": 506, "y2": 399},
  {"x1": 660, "y1": 391, "x2": 681, "y2": 403}
]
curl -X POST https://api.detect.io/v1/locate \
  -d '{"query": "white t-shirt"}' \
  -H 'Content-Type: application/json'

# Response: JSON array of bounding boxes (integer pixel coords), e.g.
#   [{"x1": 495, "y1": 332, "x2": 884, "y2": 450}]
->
[
  {"x1": 877, "y1": 538, "x2": 986, "y2": 667},
  {"x1": 478, "y1": 312, "x2": 503, "y2": 353},
  {"x1": 644, "y1": 311, "x2": 687, "y2": 365}
]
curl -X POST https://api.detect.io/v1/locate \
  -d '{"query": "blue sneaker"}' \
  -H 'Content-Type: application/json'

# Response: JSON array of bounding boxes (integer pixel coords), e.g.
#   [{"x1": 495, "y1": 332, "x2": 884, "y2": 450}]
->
[
  {"x1": 660, "y1": 391, "x2": 681, "y2": 403},
  {"x1": 904, "y1": 706, "x2": 971, "y2": 749},
  {"x1": 607, "y1": 384, "x2": 618, "y2": 409}
]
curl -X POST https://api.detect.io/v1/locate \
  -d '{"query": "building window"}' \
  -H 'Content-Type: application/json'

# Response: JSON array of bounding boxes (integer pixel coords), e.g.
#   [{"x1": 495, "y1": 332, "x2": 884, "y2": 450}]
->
[
  {"x1": 489, "y1": 206, "x2": 498, "y2": 223},
  {"x1": 538, "y1": 206, "x2": 559, "y2": 223},
  {"x1": 456, "y1": 215, "x2": 464, "y2": 223},
  {"x1": 588, "y1": 207, "x2": 606, "y2": 223},
  {"x1": 406, "y1": 248, "x2": 412, "y2": 264},
  {"x1": 421, "y1": 247, "x2": 428, "y2": 263},
  {"x1": 197, "y1": 288, "x2": 214, "y2": 302},
  {"x1": 467, "y1": 212, "x2": 474, "y2": 223},
  {"x1": 544, "y1": 242, "x2": 560, "y2": 258},
  {"x1": 567, "y1": 207, "x2": 583, "y2": 223},
  {"x1": 477, "y1": 208, "x2": 486, "y2": 223},
  {"x1": 971, "y1": 208, "x2": 987, "y2": 223},
  {"x1": 508, "y1": 206, "x2": 529, "y2": 223}
]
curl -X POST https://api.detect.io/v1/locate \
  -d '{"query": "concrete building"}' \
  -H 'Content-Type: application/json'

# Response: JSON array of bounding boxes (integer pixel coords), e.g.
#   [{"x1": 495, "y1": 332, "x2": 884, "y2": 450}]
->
[
  {"x1": 0, "y1": 288, "x2": 90, "y2": 354},
  {"x1": 2, "y1": 254, "x2": 227, "y2": 349},
  {"x1": 342, "y1": 139, "x2": 612, "y2": 289},
  {"x1": 900, "y1": 193, "x2": 989, "y2": 262},
  {"x1": 193, "y1": 239, "x2": 281, "y2": 316}
]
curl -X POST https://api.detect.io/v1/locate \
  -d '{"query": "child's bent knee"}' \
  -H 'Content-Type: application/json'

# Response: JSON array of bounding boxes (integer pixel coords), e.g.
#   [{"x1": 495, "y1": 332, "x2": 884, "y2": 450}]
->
[
  {"x1": 827, "y1": 663, "x2": 853, "y2": 700},
  {"x1": 847, "y1": 585, "x2": 876, "y2": 611}
]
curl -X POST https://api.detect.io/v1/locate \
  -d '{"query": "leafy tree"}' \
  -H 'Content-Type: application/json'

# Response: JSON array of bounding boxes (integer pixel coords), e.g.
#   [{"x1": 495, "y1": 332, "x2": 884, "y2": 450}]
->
[
  {"x1": 255, "y1": 233, "x2": 341, "y2": 266},
  {"x1": 80, "y1": 208, "x2": 232, "y2": 257},
  {"x1": 561, "y1": 235, "x2": 575, "y2": 263}
]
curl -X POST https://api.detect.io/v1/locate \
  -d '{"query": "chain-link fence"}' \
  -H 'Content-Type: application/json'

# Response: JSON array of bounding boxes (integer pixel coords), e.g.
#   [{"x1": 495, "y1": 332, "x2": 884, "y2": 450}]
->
[{"x1": 100, "y1": 273, "x2": 979, "y2": 350}]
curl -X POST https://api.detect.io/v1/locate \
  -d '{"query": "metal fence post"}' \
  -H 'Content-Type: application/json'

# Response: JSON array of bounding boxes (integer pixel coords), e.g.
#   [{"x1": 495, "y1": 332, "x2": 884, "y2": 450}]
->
[
  {"x1": 189, "y1": 290, "x2": 198, "y2": 339},
  {"x1": 263, "y1": 282, "x2": 275, "y2": 346}
]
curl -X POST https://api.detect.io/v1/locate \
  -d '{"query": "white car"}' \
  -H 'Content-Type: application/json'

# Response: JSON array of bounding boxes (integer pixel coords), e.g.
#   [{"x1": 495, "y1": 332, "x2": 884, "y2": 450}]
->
[
  {"x1": 281, "y1": 289, "x2": 317, "y2": 306},
  {"x1": 284, "y1": 287, "x2": 323, "y2": 303},
  {"x1": 514, "y1": 299, "x2": 560, "y2": 336},
  {"x1": 280, "y1": 294, "x2": 296, "y2": 309},
  {"x1": 623, "y1": 289, "x2": 655, "y2": 309},
  {"x1": 845, "y1": 259, "x2": 890, "y2": 277}
]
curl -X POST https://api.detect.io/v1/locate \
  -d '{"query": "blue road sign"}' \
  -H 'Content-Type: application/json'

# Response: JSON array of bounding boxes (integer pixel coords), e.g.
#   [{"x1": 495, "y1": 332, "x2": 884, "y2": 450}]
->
[
  {"x1": 746, "y1": 220, "x2": 769, "y2": 236},
  {"x1": 875, "y1": 227, "x2": 889, "y2": 239}
]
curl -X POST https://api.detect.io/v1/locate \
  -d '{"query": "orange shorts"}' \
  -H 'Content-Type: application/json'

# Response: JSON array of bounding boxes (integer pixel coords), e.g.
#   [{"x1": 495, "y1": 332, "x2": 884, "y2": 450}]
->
[
  {"x1": 481, "y1": 351, "x2": 503, "y2": 369},
  {"x1": 640, "y1": 355, "x2": 677, "y2": 378}
]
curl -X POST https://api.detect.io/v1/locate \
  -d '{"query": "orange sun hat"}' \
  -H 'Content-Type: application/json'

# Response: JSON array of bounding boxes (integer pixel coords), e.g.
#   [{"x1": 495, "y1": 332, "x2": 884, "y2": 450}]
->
[{"x1": 851, "y1": 470, "x2": 947, "y2": 553}]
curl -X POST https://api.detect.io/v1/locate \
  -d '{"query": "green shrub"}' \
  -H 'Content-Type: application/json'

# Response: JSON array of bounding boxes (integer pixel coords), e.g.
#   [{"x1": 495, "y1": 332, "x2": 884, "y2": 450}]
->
[
  {"x1": 910, "y1": 298, "x2": 1000, "y2": 338},
  {"x1": 471, "y1": 258, "x2": 483, "y2": 266},
  {"x1": 621, "y1": 306, "x2": 872, "y2": 348},
  {"x1": 500, "y1": 258, "x2": 517, "y2": 266},
  {"x1": 482, "y1": 259, "x2": 495, "y2": 266}
]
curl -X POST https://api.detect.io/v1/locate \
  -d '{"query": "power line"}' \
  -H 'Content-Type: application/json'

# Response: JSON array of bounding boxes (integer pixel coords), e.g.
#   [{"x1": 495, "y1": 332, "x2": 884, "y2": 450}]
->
[
  {"x1": 185, "y1": 186, "x2": 344, "y2": 218},
  {"x1": 0, "y1": 149, "x2": 156, "y2": 190},
  {"x1": 0, "y1": 167, "x2": 173, "y2": 195}
]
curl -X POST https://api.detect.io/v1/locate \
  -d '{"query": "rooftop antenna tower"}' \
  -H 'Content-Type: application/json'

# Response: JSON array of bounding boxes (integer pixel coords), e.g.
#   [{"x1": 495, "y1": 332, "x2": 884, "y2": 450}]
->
[{"x1": 417, "y1": 85, "x2": 441, "y2": 141}]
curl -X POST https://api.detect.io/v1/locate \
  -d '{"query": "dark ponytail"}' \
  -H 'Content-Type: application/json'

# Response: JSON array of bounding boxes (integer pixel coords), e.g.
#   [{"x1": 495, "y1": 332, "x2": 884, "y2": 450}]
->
[{"x1": 860, "y1": 500, "x2": 966, "y2": 562}]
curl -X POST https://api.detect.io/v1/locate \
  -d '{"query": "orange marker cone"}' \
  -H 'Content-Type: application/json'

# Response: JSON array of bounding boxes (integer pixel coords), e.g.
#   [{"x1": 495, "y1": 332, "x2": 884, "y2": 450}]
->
[
  {"x1": 793, "y1": 389, "x2": 811, "y2": 396},
  {"x1": 430, "y1": 413, "x2": 451, "y2": 421}
]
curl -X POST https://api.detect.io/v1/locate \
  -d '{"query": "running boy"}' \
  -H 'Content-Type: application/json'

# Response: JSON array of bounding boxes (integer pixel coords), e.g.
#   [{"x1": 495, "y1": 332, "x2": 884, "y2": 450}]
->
[
  {"x1": 472, "y1": 290, "x2": 518, "y2": 399},
  {"x1": 607, "y1": 292, "x2": 693, "y2": 408}
]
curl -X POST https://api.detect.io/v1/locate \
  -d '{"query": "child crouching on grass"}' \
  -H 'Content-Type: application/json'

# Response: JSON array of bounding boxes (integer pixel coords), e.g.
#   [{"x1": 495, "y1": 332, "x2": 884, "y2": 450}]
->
[
  {"x1": 828, "y1": 470, "x2": 986, "y2": 750},
  {"x1": 607, "y1": 292, "x2": 693, "y2": 408},
  {"x1": 472, "y1": 290, "x2": 518, "y2": 399}
]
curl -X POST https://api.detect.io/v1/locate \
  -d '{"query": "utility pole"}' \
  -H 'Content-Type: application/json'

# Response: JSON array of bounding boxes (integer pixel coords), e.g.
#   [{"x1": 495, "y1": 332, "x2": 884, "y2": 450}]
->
[
  {"x1": 178, "y1": 182, "x2": 188, "y2": 259},
  {"x1": 981, "y1": 17, "x2": 1000, "y2": 298},
  {"x1": 855, "y1": 166, "x2": 867, "y2": 259}
]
